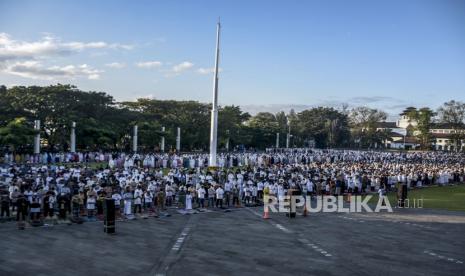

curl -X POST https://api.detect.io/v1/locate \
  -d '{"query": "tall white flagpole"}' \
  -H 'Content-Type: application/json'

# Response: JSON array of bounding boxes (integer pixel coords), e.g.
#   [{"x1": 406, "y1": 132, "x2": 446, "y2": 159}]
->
[{"x1": 209, "y1": 19, "x2": 221, "y2": 167}]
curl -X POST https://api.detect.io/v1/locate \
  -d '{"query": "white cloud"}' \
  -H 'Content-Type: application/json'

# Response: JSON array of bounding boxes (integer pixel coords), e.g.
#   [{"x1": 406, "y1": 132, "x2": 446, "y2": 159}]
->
[
  {"x1": 0, "y1": 32, "x2": 133, "y2": 62},
  {"x1": 105, "y1": 62, "x2": 126, "y2": 69},
  {"x1": 136, "y1": 61, "x2": 163, "y2": 68},
  {"x1": 0, "y1": 33, "x2": 133, "y2": 79},
  {"x1": 3, "y1": 60, "x2": 103, "y2": 80},
  {"x1": 196, "y1": 67, "x2": 223, "y2": 75},
  {"x1": 172, "y1": 61, "x2": 194, "y2": 73}
]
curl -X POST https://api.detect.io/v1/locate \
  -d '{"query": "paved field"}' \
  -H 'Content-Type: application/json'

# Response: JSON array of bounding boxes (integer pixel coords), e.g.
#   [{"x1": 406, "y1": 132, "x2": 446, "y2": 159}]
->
[{"x1": 0, "y1": 207, "x2": 464, "y2": 276}]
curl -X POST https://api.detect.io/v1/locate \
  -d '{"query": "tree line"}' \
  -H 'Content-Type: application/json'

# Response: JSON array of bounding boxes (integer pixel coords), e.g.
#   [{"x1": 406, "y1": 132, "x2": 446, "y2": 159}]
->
[{"x1": 0, "y1": 84, "x2": 463, "y2": 153}]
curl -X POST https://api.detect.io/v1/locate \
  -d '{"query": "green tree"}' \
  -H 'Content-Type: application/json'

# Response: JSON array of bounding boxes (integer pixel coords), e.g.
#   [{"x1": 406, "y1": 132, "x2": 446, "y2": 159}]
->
[
  {"x1": 218, "y1": 105, "x2": 251, "y2": 150},
  {"x1": 246, "y1": 112, "x2": 279, "y2": 149},
  {"x1": 297, "y1": 107, "x2": 350, "y2": 148},
  {"x1": 349, "y1": 107, "x2": 388, "y2": 148},
  {"x1": 0, "y1": 117, "x2": 36, "y2": 152},
  {"x1": 407, "y1": 107, "x2": 436, "y2": 150},
  {"x1": 437, "y1": 100, "x2": 465, "y2": 151}
]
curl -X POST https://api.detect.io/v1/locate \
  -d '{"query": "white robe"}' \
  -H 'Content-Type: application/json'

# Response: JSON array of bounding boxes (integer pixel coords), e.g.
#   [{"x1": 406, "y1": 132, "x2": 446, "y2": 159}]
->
[{"x1": 186, "y1": 194, "x2": 192, "y2": 210}]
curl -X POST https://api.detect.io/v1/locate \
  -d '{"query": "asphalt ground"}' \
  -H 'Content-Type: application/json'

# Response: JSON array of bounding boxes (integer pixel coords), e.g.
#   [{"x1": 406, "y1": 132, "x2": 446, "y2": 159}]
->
[{"x1": 0, "y1": 206, "x2": 464, "y2": 276}]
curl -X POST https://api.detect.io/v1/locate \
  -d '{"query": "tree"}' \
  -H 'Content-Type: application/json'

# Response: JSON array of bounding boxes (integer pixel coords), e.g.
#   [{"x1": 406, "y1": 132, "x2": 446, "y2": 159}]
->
[
  {"x1": 0, "y1": 118, "x2": 36, "y2": 153},
  {"x1": 437, "y1": 100, "x2": 465, "y2": 151},
  {"x1": 407, "y1": 107, "x2": 436, "y2": 150},
  {"x1": 246, "y1": 112, "x2": 279, "y2": 149},
  {"x1": 297, "y1": 107, "x2": 350, "y2": 148},
  {"x1": 349, "y1": 107, "x2": 388, "y2": 148},
  {"x1": 0, "y1": 84, "x2": 135, "y2": 152},
  {"x1": 218, "y1": 105, "x2": 251, "y2": 150}
]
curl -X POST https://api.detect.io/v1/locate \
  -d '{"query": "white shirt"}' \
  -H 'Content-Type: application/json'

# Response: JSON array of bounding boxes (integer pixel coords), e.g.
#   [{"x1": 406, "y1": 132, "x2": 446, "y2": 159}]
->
[
  {"x1": 112, "y1": 194, "x2": 122, "y2": 206},
  {"x1": 216, "y1": 187, "x2": 224, "y2": 199},
  {"x1": 197, "y1": 188, "x2": 206, "y2": 199}
]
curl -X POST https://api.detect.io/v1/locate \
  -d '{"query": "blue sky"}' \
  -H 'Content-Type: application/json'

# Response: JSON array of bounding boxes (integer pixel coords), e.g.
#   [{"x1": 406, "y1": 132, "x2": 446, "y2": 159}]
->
[{"x1": 0, "y1": 0, "x2": 464, "y2": 116}]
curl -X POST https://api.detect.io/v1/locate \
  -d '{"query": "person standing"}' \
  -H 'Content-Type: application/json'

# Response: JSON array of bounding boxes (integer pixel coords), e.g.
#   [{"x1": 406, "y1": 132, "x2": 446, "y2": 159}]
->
[
  {"x1": 257, "y1": 180, "x2": 264, "y2": 200},
  {"x1": 177, "y1": 187, "x2": 186, "y2": 209},
  {"x1": 71, "y1": 192, "x2": 82, "y2": 221},
  {"x1": 224, "y1": 181, "x2": 232, "y2": 207},
  {"x1": 197, "y1": 186, "x2": 206, "y2": 208},
  {"x1": 86, "y1": 194, "x2": 96, "y2": 220},
  {"x1": 208, "y1": 185, "x2": 215, "y2": 208},
  {"x1": 185, "y1": 191, "x2": 193, "y2": 210},
  {"x1": 251, "y1": 185, "x2": 258, "y2": 204},
  {"x1": 0, "y1": 191, "x2": 10, "y2": 219},
  {"x1": 143, "y1": 190, "x2": 153, "y2": 212},
  {"x1": 232, "y1": 186, "x2": 240, "y2": 207},
  {"x1": 216, "y1": 185, "x2": 224, "y2": 208},
  {"x1": 134, "y1": 186, "x2": 143, "y2": 214},
  {"x1": 156, "y1": 188, "x2": 165, "y2": 212},
  {"x1": 123, "y1": 187, "x2": 133, "y2": 217},
  {"x1": 16, "y1": 193, "x2": 28, "y2": 229},
  {"x1": 43, "y1": 192, "x2": 55, "y2": 218}
]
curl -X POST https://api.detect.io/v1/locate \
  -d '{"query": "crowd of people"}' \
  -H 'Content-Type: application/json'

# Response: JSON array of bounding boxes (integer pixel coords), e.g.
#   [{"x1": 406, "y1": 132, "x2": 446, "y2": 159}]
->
[{"x1": 1, "y1": 149, "x2": 464, "y2": 228}]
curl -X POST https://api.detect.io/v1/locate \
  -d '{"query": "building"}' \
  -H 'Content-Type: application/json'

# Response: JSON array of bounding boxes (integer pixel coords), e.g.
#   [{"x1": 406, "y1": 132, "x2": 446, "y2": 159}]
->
[{"x1": 376, "y1": 108, "x2": 464, "y2": 151}]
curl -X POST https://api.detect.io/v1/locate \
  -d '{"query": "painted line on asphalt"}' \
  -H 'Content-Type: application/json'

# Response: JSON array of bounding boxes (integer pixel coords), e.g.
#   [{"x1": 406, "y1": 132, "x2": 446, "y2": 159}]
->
[
  {"x1": 152, "y1": 215, "x2": 196, "y2": 276},
  {"x1": 423, "y1": 250, "x2": 463, "y2": 264},
  {"x1": 275, "y1": 223, "x2": 291, "y2": 233},
  {"x1": 247, "y1": 208, "x2": 333, "y2": 258},
  {"x1": 247, "y1": 208, "x2": 264, "y2": 218},
  {"x1": 340, "y1": 216, "x2": 365, "y2": 223},
  {"x1": 298, "y1": 240, "x2": 333, "y2": 258},
  {"x1": 171, "y1": 226, "x2": 190, "y2": 251},
  {"x1": 391, "y1": 220, "x2": 434, "y2": 230},
  {"x1": 341, "y1": 215, "x2": 434, "y2": 230}
]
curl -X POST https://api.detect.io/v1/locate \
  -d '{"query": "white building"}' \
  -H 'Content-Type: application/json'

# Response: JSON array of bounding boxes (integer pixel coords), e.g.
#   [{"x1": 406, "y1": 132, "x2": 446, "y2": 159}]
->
[{"x1": 377, "y1": 108, "x2": 464, "y2": 151}]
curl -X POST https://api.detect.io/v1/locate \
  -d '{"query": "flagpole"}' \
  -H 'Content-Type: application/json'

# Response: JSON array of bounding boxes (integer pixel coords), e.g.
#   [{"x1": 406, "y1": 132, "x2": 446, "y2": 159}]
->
[{"x1": 209, "y1": 19, "x2": 221, "y2": 167}]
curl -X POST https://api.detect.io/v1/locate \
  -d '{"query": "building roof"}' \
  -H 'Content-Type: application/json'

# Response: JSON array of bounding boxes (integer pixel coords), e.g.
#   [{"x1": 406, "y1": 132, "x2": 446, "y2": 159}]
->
[
  {"x1": 404, "y1": 136, "x2": 420, "y2": 144},
  {"x1": 400, "y1": 107, "x2": 417, "y2": 116},
  {"x1": 376, "y1": 121, "x2": 397, "y2": 128},
  {"x1": 388, "y1": 131, "x2": 404, "y2": 138},
  {"x1": 430, "y1": 122, "x2": 465, "y2": 130},
  {"x1": 390, "y1": 136, "x2": 419, "y2": 145},
  {"x1": 431, "y1": 133, "x2": 455, "y2": 139}
]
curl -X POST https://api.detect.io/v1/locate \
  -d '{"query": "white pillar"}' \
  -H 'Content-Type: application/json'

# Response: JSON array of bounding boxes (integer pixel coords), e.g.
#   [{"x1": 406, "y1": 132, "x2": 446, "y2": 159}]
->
[
  {"x1": 34, "y1": 120, "x2": 40, "y2": 154},
  {"x1": 161, "y1": 126, "x2": 165, "y2": 152},
  {"x1": 209, "y1": 20, "x2": 221, "y2": 167},
  {"x1": 176, "y1": 127, "x2": 181, "y2": 152},
  {"x1": 133, "y1": 125, "x2": 138, "y2": 153},
  {"x1": 286, "y1": 118, "x2": 291, "y2": 148},
  {"x1": 226, "y1": 130, "x2": 230, "y2": 152},
  {"x1": 70, "y1": 122, "x2": 76, "y2": 153},
  {"x1": 276, "y1": 133, "x2": 280, "y2": 148}
]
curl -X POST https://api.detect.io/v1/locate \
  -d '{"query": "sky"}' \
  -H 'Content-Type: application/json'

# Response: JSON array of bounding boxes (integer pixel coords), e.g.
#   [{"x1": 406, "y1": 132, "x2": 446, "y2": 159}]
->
[{"x1": 1, "y1": 0, "x2": 464, "y2": 117}]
